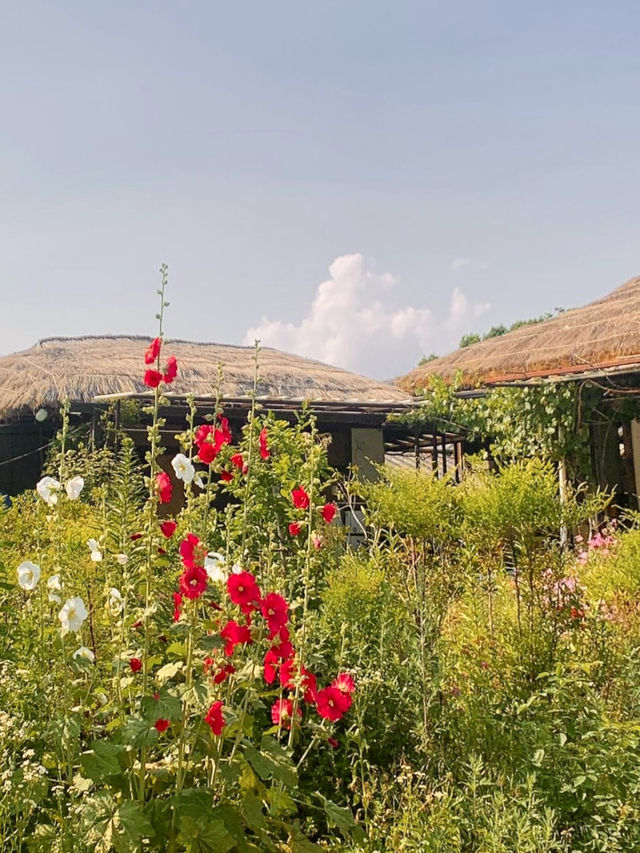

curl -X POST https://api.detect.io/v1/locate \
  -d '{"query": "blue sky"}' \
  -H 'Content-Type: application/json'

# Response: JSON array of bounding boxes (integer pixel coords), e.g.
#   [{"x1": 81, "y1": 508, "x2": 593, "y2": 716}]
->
[{"x1": 2, "y1": 1, "x2": 640, "y2": 377}]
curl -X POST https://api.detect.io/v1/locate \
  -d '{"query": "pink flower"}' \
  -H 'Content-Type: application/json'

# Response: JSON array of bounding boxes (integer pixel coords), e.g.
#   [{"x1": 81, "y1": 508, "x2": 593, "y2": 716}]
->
[
  {"x1": 156, "y1": 471, "x2": 172, "y2": 503},
  {"x1": 292, "y1": 487, "x2": 310, "y2": 509}
]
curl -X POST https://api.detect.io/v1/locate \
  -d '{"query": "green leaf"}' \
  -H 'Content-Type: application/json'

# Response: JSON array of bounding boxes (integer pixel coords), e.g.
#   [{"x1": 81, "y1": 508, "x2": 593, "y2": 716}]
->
[
  {"x1": 245, "y1": 744, "x2": 297, "y2": 788},
  {"x1": 242, "y1": 793, "x2": 265, "y2": 830},
  {"x1": 317, "y1": 794, "x2": 362, "y2": 840},
  {"x1": 81, "y1": 741, "x2": 125, "y2": 783},
  {"x1": 141, "y1": 691, "x2": 182, "y2": 722},
  {"x1": 122, "y1": 717, "x2": 158, "y2": 749},
  {"x1": 177, "y1": 815, "x2": 235, "y2": 853}
]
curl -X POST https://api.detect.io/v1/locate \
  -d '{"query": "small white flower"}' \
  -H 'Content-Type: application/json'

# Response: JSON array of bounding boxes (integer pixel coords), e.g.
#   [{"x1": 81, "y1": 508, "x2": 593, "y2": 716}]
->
[
  {"x1": 47, "y1": 573, "x2": 62, "y2": 603},
  {"x1": 58, "y1": 596, "x2": 88, "y2": 634},
  {"x1": 231, "y1": 562, "x2": 243, "y2": 575},
  {"x1": 17, "y1": 561, "x2": 40, "y2": 591},
  {"x1": 87, "y1": 539, "x2": 103, "y2": 562},
  {"x1": 204, "y1": 551, "x2": 228, "y2": 584},
  {"x1": 73, "y1": 646, "x2": 94, "y2": 662},
  {"x1": 65, "y1": 476, "x2": 84, "y2": 501},
  {"x1": 36, "y1": 476, "x2": 61, "y2": 507},
  {"x1": 115, "y1": 553, "x2": 128, "y2": 566},
  {"x1": 194, "y1": 473, "x2": 205, "y2": 489},
  {"x1": 34, "y1": 408, "x2": 48, "y2": 422},
  {"x1": 171, "y1": 453, "x2": 195, "y2": 484},
  {"x1": 108, "y1": 587, "x2": 123, "y2": 615}
]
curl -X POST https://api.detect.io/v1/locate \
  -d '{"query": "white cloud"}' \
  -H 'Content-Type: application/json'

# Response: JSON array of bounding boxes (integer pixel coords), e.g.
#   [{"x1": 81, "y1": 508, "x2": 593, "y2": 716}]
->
[
  {"x1": 244, "y1": 253, "x2": 491, "y2": 377},
  {"x1": 450, "y1": 257, "x2": 489, "y2": 273}
]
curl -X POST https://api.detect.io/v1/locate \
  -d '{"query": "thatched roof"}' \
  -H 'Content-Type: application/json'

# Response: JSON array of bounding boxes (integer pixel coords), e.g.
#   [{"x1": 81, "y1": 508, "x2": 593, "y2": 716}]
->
[
  {"x1": 399, "y1": 275, "x2": 640, "y2": 392},
  {"x1": 0, "y1": 336, "x2": 410, "y2": 420}
]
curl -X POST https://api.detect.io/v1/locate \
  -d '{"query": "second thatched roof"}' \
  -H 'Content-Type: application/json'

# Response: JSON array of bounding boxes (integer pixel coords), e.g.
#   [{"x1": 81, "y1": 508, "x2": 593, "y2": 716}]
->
[
  {"x1": 0, "y1": 336, "x2": 411, "y2": 420},
  {"x1": 399, "y1": 275, "x2": 640, "y2": 392}
]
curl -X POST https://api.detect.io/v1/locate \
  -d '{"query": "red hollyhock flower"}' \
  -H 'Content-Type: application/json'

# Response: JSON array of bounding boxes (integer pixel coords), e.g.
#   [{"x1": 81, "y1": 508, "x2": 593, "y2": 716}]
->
[
  {"x1": 144, "y1": 337, "x2": 162, "y2": 365},
  {"x1": 204, "y1": 701, "x2": 226, "y2": 735},
  {"x1": 292, "y1": 487, "x2": 310, "y2": 509},
  {"x1": 332, "y1": 672, "x2": 355, "y2": 695},
  {"x1": 230, "y1": 453, "x2": 244, "y2": 470},
  {"x1": 321, "y1": 503, "x2": 337, "y2": 524},
  {"x1": 220, "y1": 619, "x2": 252, "y2": 656},
  {"x1": 144, "y1": 369, "x2": 163, "y2": 388},
  {"x1": 156, "y1": 472, "x2": 172, "y2": 504},
  {"x1": 163, "y1": 355, "x2": 178, "y2": 384},
  {"x1": 179, "y1": 533, "x2": 205, "y2": 568},
  {"x1": 263, "y1": 648, "x2": 280, "y2": 684},
  {"x1": 261, "y1": 592, "x2": 289, "y2": 637},
  {"x1": 130, "y1": 532, "x2": 143, "y2": 541},
  {"x1": 172, "y1": 591, "x2": 183, "y2": 622},
  {"x1": 179, "y1": 565, "x2": 208, "y2": 600},
  {"x1": 328, "y1": 736, "x2": 339, "y2": 749},
  {"x1": 270, "y1": 626, "x2": 293, "y2": 660},
  {"x1": 227, "y1": 572, "x2": 261, "y2": 611},
  {"x1": 288, "y1": 522, "x2": 302, "y2": 536},
  {"x1": 316, "y1": 686, "x2": 350, "y2": 721},
  {"x1": 280, "y1": 659, "x2": 317, "y2": 704},
  {"x1": 271, "y1": 698, "x2": 301, "y2": 729},
  {"x1": 154, "y1": 718, "x2": 170, "y2": 733},
  {"x1": 220, "y1": 470, "x2": 233, "y2": 482},
  {"x1": 204, "y1": 656, "x2": 236, "y2": 684},
  {"x1": 160, "y1": 520, "x2": 177, "y2": 538},
  {"x1": 129, "y1": 657, "x2": 142, "y2": 673},
  {"x1": 194, "y1": 418, "x2": 232, "y2": 464},
  {"x1": 259, "y1": 427, "x2": 270, "y2": 460}
]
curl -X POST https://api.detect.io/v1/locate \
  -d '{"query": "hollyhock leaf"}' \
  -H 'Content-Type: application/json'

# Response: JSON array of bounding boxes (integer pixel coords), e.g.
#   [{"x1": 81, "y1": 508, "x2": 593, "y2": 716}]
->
[
  {"x1": 117, "y1": 801, "x2": 154, "y2": 847},
  {"x1": 317, "y1": 794, "x2": 362, "y2": 840},
  {"x1": 122, "y1": 718, "x2": 158, "y2": 749},
  {"x1": 80, "y1": 741, "x2": 125, "y2": 782},
  {"x1": 141, "y1": 693, "x2": 182, "y2": 722},
  {"x1": 177, "y1": 816, "x2": 235, "y2": 853},
  {"x1": 241, "y1": 794, "x2": 266, "y2": 831}
]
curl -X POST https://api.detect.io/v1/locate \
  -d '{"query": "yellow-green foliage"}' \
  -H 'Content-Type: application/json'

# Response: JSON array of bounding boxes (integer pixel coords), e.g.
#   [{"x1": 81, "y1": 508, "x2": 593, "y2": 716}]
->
[{"x1": 362, "y1": 468, "x2": 462, "y2": 543}]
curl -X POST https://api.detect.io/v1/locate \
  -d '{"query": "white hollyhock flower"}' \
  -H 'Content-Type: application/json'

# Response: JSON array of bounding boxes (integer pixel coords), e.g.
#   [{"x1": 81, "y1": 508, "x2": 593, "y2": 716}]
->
[
  {"x1": 58, "y1": 597, "x2": 88, "y2": 634},
  {"x1": 108, "y1": 587, "x2": 123, "y2": 615},
  {"x1": 194, "y1": 473, "x2": 205, "y2": 489},
  {"x1": 204, "y1": 552, "x2": 227, "y2": 584},
  {"x1": 115, "y1": 553, "x2": 128, "y2": 566},
  {"x1": 65, "y1": 476, "x2": 84, "y2": 500},
  {"x1": 17, "y1": 561, "x2": 40, "y2": 591},
  {"x1": 231, "y1": 562, "x2": 243, "y2": 575},
  {"x1": 47, "y1": 573, "x2": 62, "y2": 603},
  {"x1": 86, "y1": 539, "x2": 103, "y2": 562},
  {"x1": 36, "y1": 476, "x2": 61, "y2": 506},
  {"x1": 171, "y1": 453, "x2": 195, "y2": 484},
  {"x1": 73, "y1": 646, "x2": 95, "y2": 662}
]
